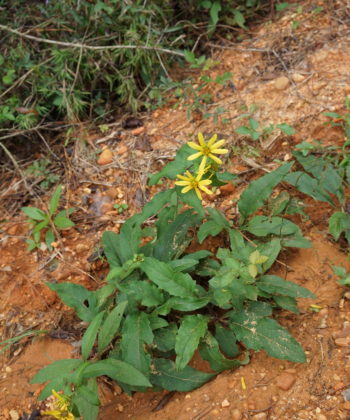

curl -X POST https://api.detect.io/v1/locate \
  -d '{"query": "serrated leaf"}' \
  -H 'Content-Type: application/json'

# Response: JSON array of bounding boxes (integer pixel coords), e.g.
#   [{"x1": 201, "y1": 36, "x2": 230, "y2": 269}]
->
[
  {"x1": 175, "y1": 314, "x2": 208, "y2": 370},
  {"x1": 98, "y1": 302, "x2": 127, "y2": 353},
  {"x1": 54, "y1": 215, "x2": 75, "y2": 229},
  {"x1": 199, "y1": 332, "x2": 245, "y2": 372},
  {"x1": 120, "y1": 313, "x2": 153, "y2": 377},
  {"x1": 258, "y1": 275, "x2": 315, "y2": 298},
  {"x1": 31, "y1": 359, "x2": 83, "y2": 384},
  {"x1": 243, "y1": 216, "x2": 300, "y2": 237},
  {"x1": 249, "y1": 250, "x2": 269, "y2": 265},
  {"x1": 230, "y1": 310, "x2": 306, "y2": 362},
  {"x1": 141, "y1": 257, "x2": 198, "y2": 298},
  {"x1": 82, "y1": 311, "x2": 105, "y2": 360},
  {"x1": 148, "y1": 144, "x2": 193, "y2": 185},
  {"x1": 49, "y1": 185, "x2": 62, "y2": 215},
  {"x1": 21, "y1": 207, "x2": 46, "y2": 221},
  {"x1": 47, "y1": 283, "x2": 98, "y2": 322},
  {"x1": 82, "y1": 359, "x2": 151, "y2": 387},
  {"x1": 151, "y1": 358, "x2": 214, "y2": 391},
  {"x1": 138, "y1": 282, "x2": 165, "y2": 307},
  {"x1": 73, "y1": 380, "x2": 99, "y2": 420},
  {"x1": 238, "y1": 162, "x2": 293, "y2": 219}
]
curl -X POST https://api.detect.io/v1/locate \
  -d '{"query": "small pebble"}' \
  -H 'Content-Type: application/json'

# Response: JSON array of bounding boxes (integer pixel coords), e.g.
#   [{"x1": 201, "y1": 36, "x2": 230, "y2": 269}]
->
[
  {"x1": 9, "y1": 410, "x2": 19, "y2": 420},
  {"x1": 276, "y1": 372, "x2": 296, "y2": 391},
  {"x1": 274, "y1": 76, "x2": 289, "y2": 90},
  {"x1": 221, "y1": 399, "x2": 230, "y2": 408},
  {"x1": 252, "y1": 413, "x2": 267, "y2": 420},
  {"x1": 316, "y1": 414, "x2": 327, "y2": 420},
  {"x1": 335, "y1": 337, "x2": 350, "y2": 347},
  {"x1": 97, "y1": 148, "x2": 113, "y2": 165}
]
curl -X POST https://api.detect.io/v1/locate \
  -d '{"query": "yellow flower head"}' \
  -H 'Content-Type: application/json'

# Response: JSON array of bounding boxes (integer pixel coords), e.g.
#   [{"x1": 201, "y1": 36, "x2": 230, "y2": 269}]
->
[
  {"x1": 42, "y1": 390, "x2": 75, "y2": 420},
  {"x1": 187, "y1": 133, "x2": 228, "y2": 166},
  {"x1": 175, "y1": 159, "x2": 213, "y2": 200}
]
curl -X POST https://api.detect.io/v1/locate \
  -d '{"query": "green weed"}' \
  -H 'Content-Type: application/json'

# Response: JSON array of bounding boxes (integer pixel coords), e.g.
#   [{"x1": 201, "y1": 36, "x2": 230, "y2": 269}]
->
[
  {"x1": 32, "y1": 133, "x2": 315, "y2": 420},
  {"x1": 21, "y1": 185, "x2": 75, "y2": 251}
]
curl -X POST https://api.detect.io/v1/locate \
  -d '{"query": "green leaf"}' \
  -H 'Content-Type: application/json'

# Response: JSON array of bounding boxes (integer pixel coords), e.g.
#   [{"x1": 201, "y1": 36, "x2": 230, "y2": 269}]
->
[
  {"x1": 233, "y1": 9, "x2": 246, "y2": 28},
  {"x1": 21, "y1": 207, "x2": 46, "y2": 221},
  {"x1": 31, "y1": 359, "x2": 83, "y2": 384},
  {"x1": 177, "y1": 187, "x2": 205, "y2": 218},
  {"x1": 199, "y1": 332, "x2": 246, "y2": 372},
  {"x1": 175, "y1": 314, "x2": 208, "y2": 370},
  {"x1": 120, "y1": 313, "x2": 153, "y2": 377},
  {"x1": 329, "y1": 212, "x2": 350, "y2": 241},
  {"x1": 141, "y1": 257, "x2": 198, "y2": 298},
  {"x1": 97, "y1": 301, "x2": 128, "y2": 353},
  {"x1": 154, "y1": 324, "x2": 178, "y2": 353},
  {"x1": 198, "y1": 220, "x2": 224, "y2": 243},
  {"x1": 273, "y1": 295, "x2": 299, "y2": 313},
  {"x1": 45, "y1": 229, "x2": 55, "y2": 250},
  {"x1": 209, "y1": 1, "x2": 221, "y2": 26},
  {"x1": 82, "y1": 311, "x2": 105, "y2": 360},
  {"x1": 129, "y1": 189, "x2": 177, "y2": 226},
  {"x1": 151, "y1": 358, "x2": 214, "y2": 391},
  {"x1": 238, "y1": 162, "x2": 293, "y2": 219},
  {"x1": 54, "y1": 215, "x2": 75, "y2": 229},
  {"x1": 148, "y1": 144, "x2": 193, "y2": 185},
  {"x1": 73, "y1": 380, "x2": 99, "y2": 420},
  {"x1": 277, "y1": 123, "x2": 295, "y2": 135},
  {"x1": 243, "y1": 216, "x2": 299, "y2": 237},
  {"x1": 285, "y1": 171, "x2": 334, "y2": 204},
  {"x1": 230, "y1": 309, "x2": 306, "y2": 362},
  {"x1": 154, "y1": 210, "x2": 200, "y2": 261},
  {"x1": 49, "y1": 185, "x2": 62, "y2": 215},
  {"x1": 82, "y1": 359, "x2": 151, "y2": 387},
  {"x1": 258, "y1": 275, "x2": 315, "y2": 298},
  {"x1": 167, "y1": 296, "x2": 210, "y2": 311},
  {"x1": 47, "y1": 283, "x2": 98, "y2": 322},
  {"x1": 138, "y1": 282, "x2": 164, "y2": 307},
  {"x1": 215, "y1": 324, "x2": 239, "y2": 357},
  {"x1": 256, "y1": 239, "x2": 281, "y2": 271},
  {"x1": 235, "y1": 126, "x2": 252, "y2": 136}
]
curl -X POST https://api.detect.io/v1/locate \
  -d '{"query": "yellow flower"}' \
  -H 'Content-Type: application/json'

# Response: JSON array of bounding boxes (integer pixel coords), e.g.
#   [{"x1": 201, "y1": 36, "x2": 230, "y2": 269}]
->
[
  {"x1": 175, "y1": 160, "x2": 213, "y2": 200},
  {"x1": 187, "y1": 133, "x2": 228, "y2": 165},
  {"x1": 42, "y1": 390, "x2": 75, "y2": 420}
]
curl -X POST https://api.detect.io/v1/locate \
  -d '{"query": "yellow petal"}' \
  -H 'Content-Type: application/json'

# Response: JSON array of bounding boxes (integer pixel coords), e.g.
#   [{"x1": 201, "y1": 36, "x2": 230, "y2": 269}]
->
[
  {"x1": 187, "y1": 141, "x2": 203, "y2": 151},
  {"x1": 211, "y1": 139, "x2": 225, "y2": 149},
  {"x1": 175, "y1": 180, "x2": 190, "y2": 186},
  {"x1": 194, "y1": 186, "x2": 203, "y2": 200},
  {"x1": 184, "y1": 170, "x2": 193, "y2": 178},
  {"x1": 207, "y1": 134, "x2": 218, "y2": 146},
  {"x1": 176, "y1": 174, "x2": 190, "y2": 181},
  {"x1": 199, "y1": 185, "x2": 213, "y2": 195},
  {"x1": 199, "y1": 179, "x2": 212, "y2": 186},
  {"x1": 188, "y1": 151, "x2": 203, "y2": 161},
  {"x1": 198, "y1": 132, "x2": 206, "y2": 147},
  {"x1": 182, "y1": 185, "x2": 193, "y2": 193},
  {"x1": 211, "y1": 148, "x2": 229, "y2": 154},
  {"x1": 208, "y1": 154, "x2": 223, "y2": 164}
]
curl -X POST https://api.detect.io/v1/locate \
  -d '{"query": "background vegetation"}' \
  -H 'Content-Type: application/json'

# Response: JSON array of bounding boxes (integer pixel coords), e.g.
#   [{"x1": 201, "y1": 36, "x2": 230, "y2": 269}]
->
[{"x1": 0, "y1": 0, "x2": 269, "y2": 130}]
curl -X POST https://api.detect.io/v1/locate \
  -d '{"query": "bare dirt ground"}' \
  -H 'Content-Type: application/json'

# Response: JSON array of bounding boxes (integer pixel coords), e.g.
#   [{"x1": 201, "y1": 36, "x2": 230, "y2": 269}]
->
[{"x1": 1, "y1": 1, "x2": 350, "y2": 419}]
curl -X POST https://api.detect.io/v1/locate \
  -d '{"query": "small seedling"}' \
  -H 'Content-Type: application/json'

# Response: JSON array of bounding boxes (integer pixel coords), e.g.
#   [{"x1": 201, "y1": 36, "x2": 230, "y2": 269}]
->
[
  {"x1": 235, "y1": 118, "x2": 295, "y2": 141},
  {"x1": 21, "y1": 185, "x2": 75, "y2": 251},
  {"x1": 113, "y1": 203, "x2": 129, "y2": 214}
]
